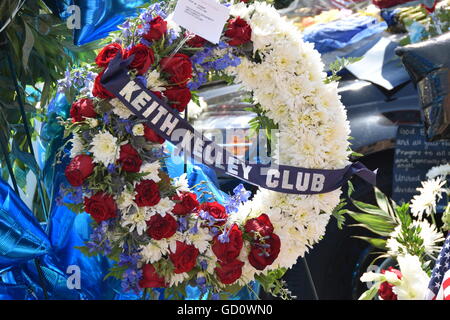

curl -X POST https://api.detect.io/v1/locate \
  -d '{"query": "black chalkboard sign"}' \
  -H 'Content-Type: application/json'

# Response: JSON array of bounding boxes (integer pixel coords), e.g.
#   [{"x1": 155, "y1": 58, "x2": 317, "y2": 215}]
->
[{"x1": 393, "y1": 124, "x2": 450, "y2": 205}]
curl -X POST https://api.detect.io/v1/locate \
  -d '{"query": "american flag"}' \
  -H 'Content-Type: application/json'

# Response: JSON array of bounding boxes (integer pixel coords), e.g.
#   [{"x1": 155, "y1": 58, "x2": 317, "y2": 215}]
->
[{"x1": 426, "y1": 235, "x2": 450, "y2": 300}]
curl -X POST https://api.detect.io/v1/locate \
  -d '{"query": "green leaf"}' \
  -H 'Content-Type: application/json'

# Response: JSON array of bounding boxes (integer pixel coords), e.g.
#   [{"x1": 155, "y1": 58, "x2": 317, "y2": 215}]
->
[
  {"x1": 353, "y1": 236, "x2": 387, "y2": 250},
  {"x1": 352, "y1": 200, "x2": 391, "y2": 217},
  {"x1": 11, "y1": 140, "x2": 39, "y2": 175},
  {"x1": 358, "y1": 285, "x2": 379, "y2": 300},
  {"x1": 348, "y1": 211, "x2": 396, "y2": 236},
  {"x1": 22, "y1": 21, "x2": 35, "y2": 72}
]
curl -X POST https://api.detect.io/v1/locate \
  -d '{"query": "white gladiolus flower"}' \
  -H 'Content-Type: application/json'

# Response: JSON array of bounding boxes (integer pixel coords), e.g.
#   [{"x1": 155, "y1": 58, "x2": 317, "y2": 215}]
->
[
  {"x1": 89, "y1": 131, "x2": 119, "y2": 166},
  {"x1": 393, "y1": 254, "x2": 429, "y2": 300}
]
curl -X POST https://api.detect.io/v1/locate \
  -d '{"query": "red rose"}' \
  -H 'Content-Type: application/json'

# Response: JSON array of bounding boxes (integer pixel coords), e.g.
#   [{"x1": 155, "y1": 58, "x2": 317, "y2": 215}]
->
[
  {"x1": 139, "y1": 264, "x2": 166, "y2": 288},
  {"x1": 124, "y1": 44, "x2": 155, "y2": 75},
  {"x1": 244, "y1": 214, "x2": 274, "y2": 238},
  {"x1": 248, "y1": 233, "x2": 281, "y2": 271},
  {"x1": 199, "y1": 202, "x2": 227, "y2": 226},
  {"x1": 118, "y1": 144, "x2": 142, "y2": 173},
  {"x1": 95, "y1": 43, "x2": 123, "y2": 68},
  {"x1": 146, "y1": 213, "x2": 177, "y2": 240},
  {"x1": 84, "y1": 192, "x2": 117, "y2": 224},
  {"x1": 378, "y1": 267, "x2": 402, "y2": 300},
  {"x1": 160, "y1": 53, "x2": 193, "y2": 85},
  {"x1": 164, "y1": 86, "x2": 191, "y2": 112},
  {"x1": 92, "y1": 71, "x2": 115, "y2": 99},
  {"x1": 225, "y1": 17, "x2": 252, "y2": 46},
  {"x1": 70, "y1": 98, "x2": 97, "y2": 123},
  {"x1": 186, "y1": 34, "x2": 207, "y2": 48},
  {"x1": 212, "y1": 225, "x2": 243, "y2": 263},
  {"x1": 135, "y1": 179, "x2": 161, "y2": 207},
  {"x1": 172, "y1": 192, "x2": 199, "y2": 216},
  {"x1": 144, "y1": 124, "x2": 165, "y2": 144},
  {"x1": 65, "y1": 154, "x2": 95, "y2": 187},
  {"x1": 169, "y1": 241, "x2": 199, "y2": 274},
  {"x1": 215, "y1": 259, "x2": 244, "y2": 285},
  {"x1": 143, "y1": 16, "x2": 168, "y2": 42}
]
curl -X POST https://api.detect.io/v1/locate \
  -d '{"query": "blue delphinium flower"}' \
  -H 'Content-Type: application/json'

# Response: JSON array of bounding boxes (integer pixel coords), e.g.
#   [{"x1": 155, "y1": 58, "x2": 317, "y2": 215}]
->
[
  {"x1": 86, "y1": 221, "x2": 112, "y2": 255},
  {"x1": 224, "y1": 184, "x2": 251, "y2": 214}
]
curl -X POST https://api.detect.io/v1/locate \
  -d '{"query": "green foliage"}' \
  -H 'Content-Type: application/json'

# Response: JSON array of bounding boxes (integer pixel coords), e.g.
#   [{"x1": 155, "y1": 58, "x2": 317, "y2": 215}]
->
[
  {"x1": 331, "y1": 197, "x2": 347, "y2": 230},
  {"x1": 324, "y1": 57, "x2": 362, "y2": 84},
  {"x1": 247, "y1": 103, "x2": 278, "y2": 144},
  {"x1": 254, "y1": 268, "x2": 295, "y2": 300},
  {"x1": 0, "y1": 0, "x2": 99, "y2": 217}
]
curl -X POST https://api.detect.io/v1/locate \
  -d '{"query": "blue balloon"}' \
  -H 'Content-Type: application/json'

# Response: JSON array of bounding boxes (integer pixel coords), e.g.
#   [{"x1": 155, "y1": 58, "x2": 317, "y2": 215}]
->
[
  {"x1": 74, "y1": 0, "x2": 147, "y2": 45},
  {"x1": 0, "y1": 179, "x2": 52, "y2": 269}
]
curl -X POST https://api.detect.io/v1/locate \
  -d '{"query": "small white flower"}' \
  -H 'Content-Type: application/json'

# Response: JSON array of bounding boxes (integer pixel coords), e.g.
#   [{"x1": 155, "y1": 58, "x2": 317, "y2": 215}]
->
[
  {"x1": 116, "y1": 189, "x2": 136, "y2": 211},
  {"x1": 69, "y1": 133, "x2": 84, "y2": 158},
  {"x1": 149, "y1": 197, "x2": 175, "y2": 217},
  {"x1": 146, "y1": 70, "x2": 165, "y2": 92},
  {"x1": 86, "y1": 118, "x2": 99, "y2": 128},
  {"x1": 121, "y1": 207, "x2": 151, "y2": 236},
  {"x1": 139, "y1": 161, "x2": 161, "y2": 182},
  {"x1": 140, "y1": 240, "x2": 170, "y2": 264},
  {"x1": 173, "y1": 173, "x2": 190, "y2": 195},
  {"x1": 110, "y1": 98, "x2": 134, "y2": 119},
  {"x1": 89, "y1": 131, "x2": 119, "y2": 166},
  {"x1": 132, "y1": 123, "x2": 145, "y2": 136}
]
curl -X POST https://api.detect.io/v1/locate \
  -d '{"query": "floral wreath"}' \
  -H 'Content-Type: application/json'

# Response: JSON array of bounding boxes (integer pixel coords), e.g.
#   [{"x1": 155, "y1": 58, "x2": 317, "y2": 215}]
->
[{"x1": 59, "y1": 1, "x2": 351, "y2": 299}]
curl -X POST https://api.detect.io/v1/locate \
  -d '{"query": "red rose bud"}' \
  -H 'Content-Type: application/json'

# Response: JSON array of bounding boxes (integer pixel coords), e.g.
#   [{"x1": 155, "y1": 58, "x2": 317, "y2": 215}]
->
[
  {"x1": 118, "y1": 144, "x2": 142, "y2": 173},
  {"x1": 135, "y1": 179, "x2": 161, "y2": 207},
  {"x1": 95, "y1": 43, "x2": 123, "y2": 68},
  {"x1": 169, "y1": 241, "x2": 199, "y2": 274},
  {"x1": 225, "y1": 17, "x2": 252, "y2": 46},
  {"x1": 164, "y1": 86, "x2": 192, "y2": 112},
  {"x1": 248, "y1": 233, "x2": 281, "y2": 271},
  {"x1": 199, "y1": 202, "x2": 228, "y2": 226},
  {"x1": 143, "y1": 16, "x2": 168, "y2": 42},
  {"x1": 186, "y1": 34, "x2": 207, "y2": 48},
  {"x1": 92, "y1": 70, "x2": 115, "y2": 99},
  {"x1": 244, "y1": 214, "x2": 274, "y2": 238},
  {"x1": 146, "y1": 213, "x2": 177, "y2": 240},
  {"x1": 84, "y1": 192, "x2": 117, "y2": 224},
  {"x1": 160, "y1": 53, "x2": 193, "y2": 85},
  {"x1": 124, "y1": 43, "x2": 155, "y2": 75},
  {"x1": 139, "y1": 264, "x2": 167, "y2": 288},
  {"x1": 212, "y1": 224, "x2": 243, "y2": 263},
  {"x1": 65, "y1": 154, "x2": 95, "y2": 187},
  {"x1": 144, "y1": 124, "x2": 165, "y2": 144},
  {"x1": 70, "y1": 98, "x2": 97, "y2": 123},
  {"x1": 378, "y1": 267, "x2": 402, "y2": 300},
  {"x1": 215, "y1": 259, "x2": 244, "y2": 285},
  {"x1": 172, "y1": 192, "x2": 199, "y2": 215}
]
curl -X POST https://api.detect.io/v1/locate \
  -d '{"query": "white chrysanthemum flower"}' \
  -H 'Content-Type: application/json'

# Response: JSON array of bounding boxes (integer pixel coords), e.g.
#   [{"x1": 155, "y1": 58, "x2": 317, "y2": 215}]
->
[
  {"x1": 168, "y1": 272, "x2": 189, "y2": 287},
  {"x1": 148, "y1": 197, "x2": 175, "y2": 217},
  {"x1": 89, "y1": 131, "x2": 119, "y2": 166},
  {"x1": 184, "y1": 226, "x2": 212, "y2": 254},
  {"x1": 69, "y1": 133, "x2": 84, "y2": 158},
  {"x1": 121, "y1": 207, "x2": 151, "y2": 236},
  {"x1": 393, "y1": 254, "x2": 429, "y2": 300},
  {"x1": 410, "y1": 177, "x2": 446, "y2": 220},
  {"x1": 139, "y1": 161, "x2": 161, "y2": 182},
  {"x1": 116, "y1": 189, "x2": 136, "y2": 211},
  {"x1": 110, "y1": 98, "x2": 134, "y2": 119},
  {"x1": 146, "y1": 70, "x2": 165, "y2": 92},
  {"x1": 387, "y1": 220, "x2": 444, "y2": 258},
  {"x1": 187, "y1": 97, "x2": 208, "y2": 121},
  {"x1": 426, "y1": 163, "x2": 450, "y2": 180},
  {"x1": 140, "y1": 240, "x2": 170, "y2": 264},
  {"x1": 132, "y1": 123, "x2": 145, "y2": 136}
]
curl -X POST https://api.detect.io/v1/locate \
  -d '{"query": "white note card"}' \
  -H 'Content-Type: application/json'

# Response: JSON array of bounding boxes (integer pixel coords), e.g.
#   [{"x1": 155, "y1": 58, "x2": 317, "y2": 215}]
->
[{"x1": 172, "y1": 0, "x2": 230, "y2": 44}]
